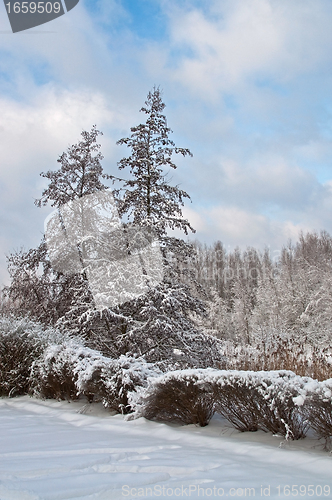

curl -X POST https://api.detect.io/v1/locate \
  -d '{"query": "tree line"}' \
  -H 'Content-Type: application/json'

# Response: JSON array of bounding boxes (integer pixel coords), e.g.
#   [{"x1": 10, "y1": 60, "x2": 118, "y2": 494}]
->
[{"x1": 191, "y1": 232, "x2": 332, "y2": 347}]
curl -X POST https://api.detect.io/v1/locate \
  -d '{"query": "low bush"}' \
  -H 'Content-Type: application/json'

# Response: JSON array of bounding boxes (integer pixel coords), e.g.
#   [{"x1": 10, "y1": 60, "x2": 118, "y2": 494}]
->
[
  {"x1": 30, "y1": 342, "x2": 89, "y2": 400},
  {"x1": 212, "y1": 374, "x2": 263, "y2": 432},
  {"x1": 31, "y1": 342, "x2": 159, "y2": 413},
  {"x1": 132, "y1": 369, "x2": 311, "y2": 439},
  {"x1": 213, "y1": 371, "x2": 310, "y2": 439},
  {"x1": 132, "y1": 370, "x2": 215, "y2": 426},
  {"x1": 0, "y1": 316, "x2": 64, "y2": 397},
  {"x1": 77, "y1": 352, "x2": 160, "y2": 413},
  {"x1": 294, "y1": 379, "x2": 332, "y2": 450}
]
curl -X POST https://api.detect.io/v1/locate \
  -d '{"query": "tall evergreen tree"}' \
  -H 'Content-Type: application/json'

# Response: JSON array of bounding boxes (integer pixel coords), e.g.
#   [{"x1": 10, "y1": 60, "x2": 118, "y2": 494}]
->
[
  {"x1": 110, "y1": 88, "x2": 223, "y2": 369},
  {"x1": 113, "y1": 86, "x2": 194, "y2": 237}
]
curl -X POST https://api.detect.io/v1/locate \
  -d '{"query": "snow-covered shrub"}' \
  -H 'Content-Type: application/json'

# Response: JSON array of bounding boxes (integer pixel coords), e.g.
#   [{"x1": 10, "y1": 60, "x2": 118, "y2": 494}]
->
[
  {"x1": 130, "y1": 369, "x2": 216, "y2": 426},
  {"x1": 258, "y1": 372, "x2": 310, "y2": 440},
  {"x1": 212, "y1": 370, "x2": 310, "y2": 439},
  {"x1": 30, "y1": 342, "x2": 88, "y2": 400},
  {"x1": 212, "y1": 372, "x2": 263, "y2": 432},
  {"x1": 131, "y1": 368, "x2": 311, "y2": 438},
  {"x1": 31, "y1": 342, "x2": 159, "y2": 412},
  {"x1": 294, "y1": 379, "x2": 332, "y2": 449},
  {"x1": 0, "y1": 315, "x2": 65, "y2": 397},
  {"x1": 77, "y1": 353, "x2": 160, "y2": 413}
]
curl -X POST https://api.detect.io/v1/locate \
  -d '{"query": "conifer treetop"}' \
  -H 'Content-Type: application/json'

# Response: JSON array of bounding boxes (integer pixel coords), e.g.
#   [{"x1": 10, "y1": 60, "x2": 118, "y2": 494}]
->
[
  {"x1": 114, "y1": 87, "x2": 195, "y2": 236},
  {"x1": 35, "y1": 125, "x2": 108, "y2": 209}
]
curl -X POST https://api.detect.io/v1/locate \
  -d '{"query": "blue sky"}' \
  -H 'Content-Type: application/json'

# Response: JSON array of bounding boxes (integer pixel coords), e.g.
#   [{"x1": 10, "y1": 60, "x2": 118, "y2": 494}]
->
[{"x1": 1, "y1": 0, "x2": 332, "y2": 284}]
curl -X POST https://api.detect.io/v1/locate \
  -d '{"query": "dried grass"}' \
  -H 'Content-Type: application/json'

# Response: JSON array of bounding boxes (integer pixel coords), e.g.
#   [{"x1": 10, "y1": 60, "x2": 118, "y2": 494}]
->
[{"x1": 221, "y1": 337, "x2": 332, "y2": 381}]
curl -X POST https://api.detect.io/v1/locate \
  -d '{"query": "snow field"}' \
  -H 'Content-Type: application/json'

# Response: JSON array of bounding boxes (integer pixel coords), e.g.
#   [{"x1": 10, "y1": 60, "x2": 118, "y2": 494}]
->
[{"x1": 0, "y1": 396, "x2": 331, "y2": 500}]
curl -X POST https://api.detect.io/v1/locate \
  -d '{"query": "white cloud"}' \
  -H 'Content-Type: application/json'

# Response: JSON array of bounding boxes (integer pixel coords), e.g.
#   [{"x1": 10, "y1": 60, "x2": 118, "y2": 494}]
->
[
  {"x1": 183, "y1": 204, "x2": 313, "y2": 252},
  {"x1": 0, "y1": 87, "x2": 120, "y2": 200},
  {"x1": 180, "y1": 152, "x2": 320, "y2": 214},
  {"x1": 164, "y1": 0, "x2": 332, "y2": 98},
  {"x1": 0, "y1": 86, "x2": 127, "y2": 286},
  {"x1": 1, "y1": 0, "x2": 332, "y2": 286},
  {"x1": 169, "y1": 2, "x2": 282, "y2": 95}
]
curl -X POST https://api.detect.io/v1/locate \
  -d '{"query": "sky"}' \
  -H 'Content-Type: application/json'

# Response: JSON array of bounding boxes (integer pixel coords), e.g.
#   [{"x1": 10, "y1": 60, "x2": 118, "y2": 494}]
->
[{"x1": 1, "y1": 0, "x2": 332, "y2": 285}]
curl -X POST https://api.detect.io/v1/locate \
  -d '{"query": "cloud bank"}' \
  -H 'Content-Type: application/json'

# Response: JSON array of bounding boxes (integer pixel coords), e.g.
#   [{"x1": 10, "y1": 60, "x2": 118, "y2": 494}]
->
[{"x1": 1, "y1": 0, "x2": 332, "y2": 284}]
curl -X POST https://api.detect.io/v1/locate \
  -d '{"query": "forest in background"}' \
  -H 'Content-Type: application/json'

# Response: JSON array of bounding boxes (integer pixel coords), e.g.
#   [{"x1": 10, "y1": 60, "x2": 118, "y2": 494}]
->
[{"x1": 192, "y1": 231, "x2": 332, "y2": 348}]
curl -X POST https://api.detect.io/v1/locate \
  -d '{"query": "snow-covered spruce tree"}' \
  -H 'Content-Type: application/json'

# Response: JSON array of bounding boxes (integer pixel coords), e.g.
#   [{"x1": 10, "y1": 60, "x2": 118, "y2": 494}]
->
[
  {"x1": 110, "y1": 88, "x2": 224, "y2": 370},
  {"x1": 114, "y1": 86, "x2": 194, "y2": 237}
]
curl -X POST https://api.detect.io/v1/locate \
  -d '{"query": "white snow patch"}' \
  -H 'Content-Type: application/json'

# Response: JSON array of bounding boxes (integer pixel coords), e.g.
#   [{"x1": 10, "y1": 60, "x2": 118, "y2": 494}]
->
[{"x1": 0, "y1": 396, "x2": 331, "y2": 499}]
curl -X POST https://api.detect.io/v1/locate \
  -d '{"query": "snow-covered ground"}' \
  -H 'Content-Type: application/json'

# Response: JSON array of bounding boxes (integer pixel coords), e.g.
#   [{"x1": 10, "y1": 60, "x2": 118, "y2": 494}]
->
[{"x1": 0, "y1": 397, "x2": 331, "y2": 500}]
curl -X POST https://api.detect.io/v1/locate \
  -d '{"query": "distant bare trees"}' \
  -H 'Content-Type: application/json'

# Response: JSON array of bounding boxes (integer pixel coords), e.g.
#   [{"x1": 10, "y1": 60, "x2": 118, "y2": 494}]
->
[{"x1": 191, "y1": 231, "x2": 332, "y2": 347}]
